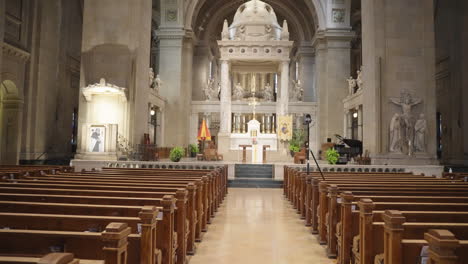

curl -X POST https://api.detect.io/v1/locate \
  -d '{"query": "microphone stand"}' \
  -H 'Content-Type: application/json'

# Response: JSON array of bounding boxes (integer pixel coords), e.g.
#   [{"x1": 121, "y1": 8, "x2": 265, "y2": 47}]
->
[{"x1": 305, "y1": 121, "x2": 326, "y2": 181}]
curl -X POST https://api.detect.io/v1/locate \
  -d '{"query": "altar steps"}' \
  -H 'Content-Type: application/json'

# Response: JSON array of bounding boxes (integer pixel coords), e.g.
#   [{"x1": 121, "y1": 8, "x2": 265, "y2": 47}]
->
[{"x1": 229, "y1": 164, "x2": 283, "y2": 188}]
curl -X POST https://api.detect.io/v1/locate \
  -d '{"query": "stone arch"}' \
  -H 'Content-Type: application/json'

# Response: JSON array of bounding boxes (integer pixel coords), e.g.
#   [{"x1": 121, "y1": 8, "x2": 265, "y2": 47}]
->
[
  {"x1": 0, "y1": 79, "x2": 23, "y2": 165},
  {"x1": 185, "y1": 0, "x2": 326, "y2": 32}
]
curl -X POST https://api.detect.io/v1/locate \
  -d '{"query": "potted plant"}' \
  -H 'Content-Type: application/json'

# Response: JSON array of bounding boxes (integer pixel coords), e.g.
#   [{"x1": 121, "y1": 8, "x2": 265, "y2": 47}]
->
[
  {"x1": 169, "y1": 147, "x2": 185, "y2": 162},
  {"x1": 188, "y1": 143, "x2": 199, "y2": 158},
  {"x1": 289, "y1": 129, "x2": 305, "y2": 157},
  {"x1": 326, "y1": 148, "x2": 340, "y2": 165}
]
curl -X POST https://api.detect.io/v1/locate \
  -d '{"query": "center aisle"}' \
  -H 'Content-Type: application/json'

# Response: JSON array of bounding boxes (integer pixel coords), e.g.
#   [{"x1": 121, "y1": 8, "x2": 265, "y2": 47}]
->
[{"x1": 190, "y1": 188, "x2": 335, "y2": 264}]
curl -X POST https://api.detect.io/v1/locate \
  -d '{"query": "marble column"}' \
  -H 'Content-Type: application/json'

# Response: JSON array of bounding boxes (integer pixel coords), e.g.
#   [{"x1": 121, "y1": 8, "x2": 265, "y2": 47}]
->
[
  {"x1": 241, "y1": 73, "x2": 247, "y2": 91},
  {"x1": 278, "y1": 60, "x2": 290, "y2": 115},
  {"x1": 217, "y1": 59, "x2": 231, "y2": 155},
  {"x1": 192, "y1": 46, "x2": 211, "y2": 101},
  {"x1": 358, "y1": 106, "x2": 363, "y2": 141},
  {"x1": 189, "y1": 112, "x2": 199, "y2": 144},
  {"x1": 298, "y1": 46, "x2": 316, "y2": 102},
  {"x1": 219, "y1": 59, "x2": 231, "y2": 133}
]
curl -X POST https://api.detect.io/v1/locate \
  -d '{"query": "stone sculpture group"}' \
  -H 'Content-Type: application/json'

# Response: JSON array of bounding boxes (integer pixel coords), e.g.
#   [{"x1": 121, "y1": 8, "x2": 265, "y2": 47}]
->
[
  {"x1": 389, "y1": 90, "x2": 426, "y2": 154},
  {"x1": 204, "y1": 78, "x2": 219, "y2": 101},
  {"x1": 346, "y1": 66, "x2": 363, "y2": 95},
  {"x1": 290, "y1": 80, "x2": 303, "y2": 102}
]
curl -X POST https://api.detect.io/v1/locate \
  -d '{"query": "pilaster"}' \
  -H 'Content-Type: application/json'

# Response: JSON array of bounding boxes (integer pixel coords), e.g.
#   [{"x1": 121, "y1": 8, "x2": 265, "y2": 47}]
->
[{"x1": 313, "y1": 29, "x2": 354, "y2": 143}]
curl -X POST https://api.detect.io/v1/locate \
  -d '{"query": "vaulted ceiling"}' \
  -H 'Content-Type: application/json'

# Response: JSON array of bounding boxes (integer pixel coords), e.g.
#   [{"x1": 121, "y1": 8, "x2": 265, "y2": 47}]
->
[{"x1": 189, "y1": 0, "x2": 319, "y2": 44}]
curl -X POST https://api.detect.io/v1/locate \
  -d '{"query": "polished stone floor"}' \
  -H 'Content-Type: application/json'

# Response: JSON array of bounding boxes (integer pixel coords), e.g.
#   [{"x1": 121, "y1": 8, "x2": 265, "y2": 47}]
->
[{"x1": 190, "y1": 188, "x2": 336, "y2": 264}]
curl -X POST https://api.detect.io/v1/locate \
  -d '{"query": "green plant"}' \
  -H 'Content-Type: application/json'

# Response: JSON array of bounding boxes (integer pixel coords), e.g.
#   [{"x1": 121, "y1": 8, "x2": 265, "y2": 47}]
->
[
  {"x1": 289, "y1": 144, "x2": 300, "y2": 153},
  {"x1": 189, "y1": 144, "x2": 199, "y2": 153},
  {"x1": 169, "y1": 147, "x2": 185, "y2": 162},
  {"x1": 289, "y1": 129, "x2": 305, "y2": 153},
  {"x1": 326, "y1": 148, "x2": 340, "y2": 165}
]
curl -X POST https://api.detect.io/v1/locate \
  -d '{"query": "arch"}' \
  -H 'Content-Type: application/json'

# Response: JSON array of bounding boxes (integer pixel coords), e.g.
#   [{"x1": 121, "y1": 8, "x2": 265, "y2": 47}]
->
[
  {"x1": 0, "y1": 79, "x2": 22, "y2": 165},
  {"x1": 185, "y1": 0, "x2": 326, "y2": 32}
]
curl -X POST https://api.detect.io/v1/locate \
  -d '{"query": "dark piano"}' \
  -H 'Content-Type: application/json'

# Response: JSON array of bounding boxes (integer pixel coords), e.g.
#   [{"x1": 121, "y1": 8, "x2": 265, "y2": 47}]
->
[{"x1": 334, "y1": 134, "x2": 363, "y2": 163}]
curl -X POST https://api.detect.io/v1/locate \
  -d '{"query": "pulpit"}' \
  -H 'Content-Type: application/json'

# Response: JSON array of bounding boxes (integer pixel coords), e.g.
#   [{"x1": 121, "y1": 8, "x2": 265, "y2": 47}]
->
[
  {"x1": 262, "y1": 145, "x2": 270, "y2": 163},
  {"x1": 239, "y1": 144, "x2": 252, "y2": 163}
]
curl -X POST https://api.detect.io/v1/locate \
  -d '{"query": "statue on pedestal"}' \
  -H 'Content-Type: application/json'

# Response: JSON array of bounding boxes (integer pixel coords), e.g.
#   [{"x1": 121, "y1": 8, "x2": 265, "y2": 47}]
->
[
  {"x1": 233, "y1": 83, "x2": 245, "y2": 101},
  {"x1": 389, "y1": 113, "x2": 403, "y2": 153},
  {"x1": 290, "y1": 80, "x2": 303, "y2": 102},
  {"x1": 154, "y1": 74, "x2": 162, "y2": 93},
  {"x1": 149, "y1": 68, "x2": 155, "y2": 88},
  {"x1": 356, "y1": 66, "x2": 363, "y2": 91},
  {"x1": 414, "y1": 114, "x2": 427, "y2": 152},
  {"x1": 263, "y1": 83, "x2": 274, "y2": 101},
  {"x1": 204, "y1": 78, "x2": 217, "y2": 101},
  {"x1": 347, "y1": 76, "x2": 357, "y2": 95}
]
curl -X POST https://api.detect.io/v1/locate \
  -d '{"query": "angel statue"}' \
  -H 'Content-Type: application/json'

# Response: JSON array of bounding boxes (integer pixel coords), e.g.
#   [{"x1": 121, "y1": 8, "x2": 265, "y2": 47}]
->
[
  {"x1": 290, "y1": 80, "x2": 304, "y2": 102},
  {"x1": 154, "y1": 74, "x2": 162, "y2": 93},
  {"x1": 347, "y1": 76, "x2": 357, "y2": 95},
  {"x1": 149, "y1": 68, "x2": 155, "y2": 88},
  {"x1": 203, "y1": 78, "x2": 216, "y2": 101},
  {"x1": 263, "y1": 83, "x2": 274, "y2": 101},
  {"x1": 356, "y1": 66, "x2": 363, "y2": 91},
  {"x1": 233, "y1": 83, "x2": 245, "y2": 101}
]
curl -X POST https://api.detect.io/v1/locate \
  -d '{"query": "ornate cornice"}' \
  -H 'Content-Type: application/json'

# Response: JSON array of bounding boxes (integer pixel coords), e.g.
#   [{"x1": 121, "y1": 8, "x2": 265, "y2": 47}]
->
[{"x1": 2, "y1": 42, "x2": 30, "y2": 61}]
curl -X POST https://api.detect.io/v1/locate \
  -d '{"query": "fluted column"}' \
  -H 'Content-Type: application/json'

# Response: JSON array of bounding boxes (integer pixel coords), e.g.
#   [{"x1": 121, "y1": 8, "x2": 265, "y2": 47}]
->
[
  {"x1": 219, "y1": 59, "x2": 231, "y2": 133},
  {"x1": 277, "y1": 60, "x2": 290, "y2": 115}
]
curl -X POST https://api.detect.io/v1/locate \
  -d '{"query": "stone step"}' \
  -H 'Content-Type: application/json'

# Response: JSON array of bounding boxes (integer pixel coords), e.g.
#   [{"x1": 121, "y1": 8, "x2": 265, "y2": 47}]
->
[
  {"x1": 228, "y1": 178, "x2": 283, "y2": 188},
  {"x1": 235, "y1": 164, "x2": 274, "y2": 179}
]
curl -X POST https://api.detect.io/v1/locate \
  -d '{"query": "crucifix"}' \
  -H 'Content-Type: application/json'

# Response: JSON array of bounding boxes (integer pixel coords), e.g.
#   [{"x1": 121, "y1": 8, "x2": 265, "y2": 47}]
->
[{"x1": 248, "y1": 94, "x2": 260, "y2": 120}]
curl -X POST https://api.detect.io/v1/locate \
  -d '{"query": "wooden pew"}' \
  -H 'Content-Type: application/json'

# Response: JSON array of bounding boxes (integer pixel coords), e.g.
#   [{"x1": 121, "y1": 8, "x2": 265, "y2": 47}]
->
[
  {"x1": 0, "y1": 208, "x2": 161, "y2": 264},
  {"x1": 379, "y1": 211, "x2": 468, "y2": 264},
  {"x1": 0, "y1": 192, "x2": 177, "y2": 264},
  {"x1": 1, "y1": 166, "x2": 226, "y2": 264},
  {"x1": 0, "y1": 222, "x2": 130, "y2": 264},
  {"x1": 0, "y1": 252, "x2": 103, "y2": 264},
  {"x1": 23, "y1": 173, "x2": 211, "y2": 247},
  {"x1": 423, "y1": 229, "x2": 468, "y2": 264}
]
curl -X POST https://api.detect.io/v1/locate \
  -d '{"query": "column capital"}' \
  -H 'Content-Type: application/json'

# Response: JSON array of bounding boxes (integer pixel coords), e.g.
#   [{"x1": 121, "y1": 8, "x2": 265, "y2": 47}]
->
[{"x1": 312, "y1": 29, "x2": 356, "y2": 49}]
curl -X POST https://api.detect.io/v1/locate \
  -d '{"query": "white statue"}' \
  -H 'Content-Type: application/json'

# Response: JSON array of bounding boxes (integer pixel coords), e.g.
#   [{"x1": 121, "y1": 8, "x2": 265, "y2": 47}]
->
[
  {"x1": 389, "y1": 90, "x2": 423, "y2": 155},
  {"x1": 414, "y1": 114, "x2": 427, "y2": 152},
  {"x1": 204, "y1": 78, "x2": 217, "y2": 101},
  {"x1": 263, "y1": 83, "x2": 274, "y2": 101},
  {"x1": 149, "y1": 68, "x2": 155, "y2": 88},
  {"x1": 290, "y1": 80, "x2": 303, "y2": 102},
  {"x1": 233, "y1": 83, "x2": 245, "y2": 101},
  {"x1": 356, "y1": 66, "x2": 363, "y2": 91},
  {"x1": 389, "y1": 113, "x2": 403, "y2": 153},
  {"x1": 347, "y1": 76, "x2": 357, "y2": 95},
  {"x1": 154, "y1": 74, "x2": 162, "y2": 93}
]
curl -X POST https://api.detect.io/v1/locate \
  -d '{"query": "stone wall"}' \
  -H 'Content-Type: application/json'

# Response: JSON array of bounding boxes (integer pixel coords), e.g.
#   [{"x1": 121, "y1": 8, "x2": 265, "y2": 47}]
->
[
  {"x1": 362, "y1": 0, "x2": 438, "y2": 164},
  {"x1": 434, "y1": 0, "x2": 468, "y2": 165}
]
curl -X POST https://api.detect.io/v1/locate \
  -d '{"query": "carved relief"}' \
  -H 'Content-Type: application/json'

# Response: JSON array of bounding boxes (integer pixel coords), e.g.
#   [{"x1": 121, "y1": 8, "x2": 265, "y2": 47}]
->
[
  {"x1": 166, "y1": 10, "x2": 178, "y2": 22},
  {"x1": 332, "y1": 9, "x2": 346, "y2": 23}
]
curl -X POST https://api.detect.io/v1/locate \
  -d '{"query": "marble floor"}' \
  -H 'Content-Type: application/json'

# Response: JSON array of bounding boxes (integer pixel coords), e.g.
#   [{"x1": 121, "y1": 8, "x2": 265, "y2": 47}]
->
[{"x1": 189, "y1": 188, "x2": 336, "y2": 264}]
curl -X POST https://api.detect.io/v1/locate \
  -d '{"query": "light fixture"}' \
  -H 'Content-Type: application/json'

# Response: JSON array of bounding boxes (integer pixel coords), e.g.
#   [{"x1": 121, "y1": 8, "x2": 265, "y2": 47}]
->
[
  {"x1": 353, "y1": 112, "x2": 358, "y2": 119},
  {"x1": 150, "y1": 109, "x2": 156, "y2": 116},
  {"x1": 303, "y1": 114, "x2": 312, "y2": 125}
]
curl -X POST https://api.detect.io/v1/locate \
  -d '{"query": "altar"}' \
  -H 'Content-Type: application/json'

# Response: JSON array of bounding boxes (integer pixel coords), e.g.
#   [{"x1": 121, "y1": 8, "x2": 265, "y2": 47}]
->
[{"x1": 230, "y1": 119, "x2": 277, "y2": 163}]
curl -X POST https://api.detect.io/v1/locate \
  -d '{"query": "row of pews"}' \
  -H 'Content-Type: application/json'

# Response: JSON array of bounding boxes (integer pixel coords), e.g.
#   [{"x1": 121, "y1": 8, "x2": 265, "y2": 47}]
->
[
  {"x1": 284, "y1": 166, "x2": 468, "y2": 264},
  {"x1": 0, "y1": 165, "x2": 228, "y2": 264}
]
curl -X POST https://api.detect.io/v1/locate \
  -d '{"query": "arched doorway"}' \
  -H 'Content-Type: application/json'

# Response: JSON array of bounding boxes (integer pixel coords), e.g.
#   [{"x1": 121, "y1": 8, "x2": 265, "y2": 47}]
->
[{"x1": 0, "y1": 80, "x2": 23, "y2": 165}]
